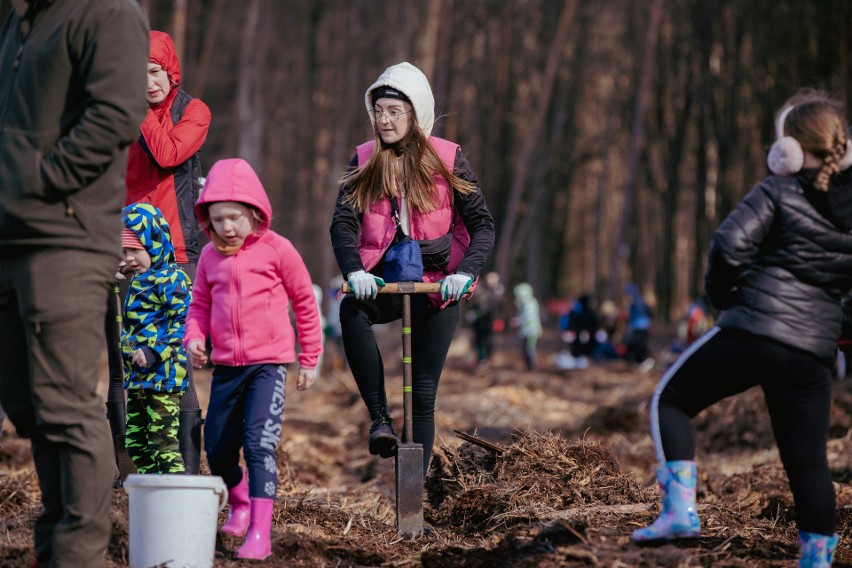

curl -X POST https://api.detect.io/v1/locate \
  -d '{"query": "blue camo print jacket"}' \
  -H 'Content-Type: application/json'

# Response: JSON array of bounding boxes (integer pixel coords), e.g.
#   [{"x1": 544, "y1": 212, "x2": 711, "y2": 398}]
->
[{"x1": 121, "y1": 202, "x2": 192, "y2": 393}]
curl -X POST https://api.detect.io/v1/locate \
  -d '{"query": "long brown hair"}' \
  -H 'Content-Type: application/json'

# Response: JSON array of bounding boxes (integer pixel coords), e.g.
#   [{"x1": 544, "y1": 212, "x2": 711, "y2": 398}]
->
[
  {"x1": 339, "y1": 110, "x2": 477, "y2": 213},
  {"x1": 781, "y1": 90, "x2": 848, "y2": 191}
]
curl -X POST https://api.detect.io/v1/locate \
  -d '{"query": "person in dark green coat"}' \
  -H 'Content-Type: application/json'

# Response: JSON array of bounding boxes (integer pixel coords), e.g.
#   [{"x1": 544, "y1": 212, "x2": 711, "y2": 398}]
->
[{"x1": 0, "y1": 1, "x2": 149, "y2": 566}]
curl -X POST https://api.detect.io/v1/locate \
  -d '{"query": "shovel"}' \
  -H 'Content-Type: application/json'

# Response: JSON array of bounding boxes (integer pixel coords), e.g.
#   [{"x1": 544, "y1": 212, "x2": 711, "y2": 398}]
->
[
  {"x1": 105, "y1": 276, "x2": 137, "y2": 484},
  {"x1": 342, "y1": 281, "x2": 442, "y2": 538}
]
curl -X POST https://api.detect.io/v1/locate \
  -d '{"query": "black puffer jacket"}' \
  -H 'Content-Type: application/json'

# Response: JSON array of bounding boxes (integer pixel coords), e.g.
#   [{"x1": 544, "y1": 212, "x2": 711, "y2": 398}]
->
[{"x1": 705, "y1": 170, "x2": 852, "y2": 364}]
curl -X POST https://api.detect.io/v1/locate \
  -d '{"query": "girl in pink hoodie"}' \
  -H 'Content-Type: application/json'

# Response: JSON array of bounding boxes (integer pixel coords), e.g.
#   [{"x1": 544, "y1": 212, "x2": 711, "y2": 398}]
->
[{"x1": 184, "y1": 158, "x2": 322, "y2": 561}]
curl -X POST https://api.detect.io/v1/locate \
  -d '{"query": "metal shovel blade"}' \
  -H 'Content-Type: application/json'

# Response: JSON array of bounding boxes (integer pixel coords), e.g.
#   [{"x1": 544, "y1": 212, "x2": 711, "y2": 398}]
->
[{"x1": 395, "y1": 442, "x2": 423, "y2": 537}]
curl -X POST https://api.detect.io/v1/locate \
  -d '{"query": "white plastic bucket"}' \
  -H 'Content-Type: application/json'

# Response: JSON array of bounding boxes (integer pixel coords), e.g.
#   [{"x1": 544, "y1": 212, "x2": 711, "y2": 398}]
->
[{"x1": 124, "y1": 474, "x2": 227, "y2": 568}]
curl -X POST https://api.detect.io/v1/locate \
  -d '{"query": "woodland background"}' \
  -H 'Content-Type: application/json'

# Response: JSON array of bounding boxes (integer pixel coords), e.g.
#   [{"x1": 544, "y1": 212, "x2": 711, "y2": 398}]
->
[{"x1": 2, "y1": 0, "x2": 851, "y2": 322}]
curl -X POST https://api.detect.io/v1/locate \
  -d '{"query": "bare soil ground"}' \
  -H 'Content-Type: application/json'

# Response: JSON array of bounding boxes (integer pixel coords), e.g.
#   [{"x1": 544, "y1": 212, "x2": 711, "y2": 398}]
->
[{"x1": 2, "y1": 326, "x2": 852, "y2": 567}]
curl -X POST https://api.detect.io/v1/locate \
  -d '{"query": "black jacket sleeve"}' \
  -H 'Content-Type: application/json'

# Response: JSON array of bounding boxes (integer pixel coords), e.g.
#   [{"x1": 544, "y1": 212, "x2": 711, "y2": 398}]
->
[
  {"x1": 704, "y1": 184, "x2": 777, "y2": 310},
  {"x1": 330, "y1": 155, "x2": 365, "y2": 279},
  {"x1": 453, "y1": 148, "x2": 495, "y2": 278}
]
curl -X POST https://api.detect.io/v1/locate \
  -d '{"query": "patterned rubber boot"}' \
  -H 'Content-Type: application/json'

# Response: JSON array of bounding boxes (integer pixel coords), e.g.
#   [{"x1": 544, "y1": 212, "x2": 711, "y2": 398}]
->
[
  {"x1": 632, "y1": 460, "x2": 700, "y2": 542},
  {"x1": 220, "y1": 467, "x2": 250, "y2": 537},
  {"x1": 235, "y1": 498, "x2": 274, "y2": 561},
  {"x1": 798, "y1": 531, "x2": 839, "y2": 568}
]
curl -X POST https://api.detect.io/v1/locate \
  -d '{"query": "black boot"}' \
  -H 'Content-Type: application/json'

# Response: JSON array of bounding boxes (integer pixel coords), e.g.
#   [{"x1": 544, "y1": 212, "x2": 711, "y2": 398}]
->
[{"x1": 368, "y1": 412, "x2": 398, "y2": 458}]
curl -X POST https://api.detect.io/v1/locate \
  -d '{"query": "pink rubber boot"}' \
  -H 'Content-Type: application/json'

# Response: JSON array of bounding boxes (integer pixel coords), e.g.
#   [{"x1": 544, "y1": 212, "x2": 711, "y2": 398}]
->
[
  {"x1": 234, "y1": 498, "x2": 274, "y2": 561},
  {"x1": 220, "y1": 468, "x2": 250, "y2": 537}
]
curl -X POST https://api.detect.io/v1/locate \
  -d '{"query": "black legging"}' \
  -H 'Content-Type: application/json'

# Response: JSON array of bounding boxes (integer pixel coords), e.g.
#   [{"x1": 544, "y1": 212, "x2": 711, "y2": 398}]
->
[
  {"x1": 340, "y1": 294, "x2": 459, "y2": 474},
  {"x1": 653, "y1": 326, "x2": 835, "y2": 535}
]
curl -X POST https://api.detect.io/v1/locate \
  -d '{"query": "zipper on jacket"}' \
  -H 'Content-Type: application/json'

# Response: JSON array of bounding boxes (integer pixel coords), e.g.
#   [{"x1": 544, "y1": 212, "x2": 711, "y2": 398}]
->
[{"x1": 231, "y1": 253, "x2": 244, "y2": 367}]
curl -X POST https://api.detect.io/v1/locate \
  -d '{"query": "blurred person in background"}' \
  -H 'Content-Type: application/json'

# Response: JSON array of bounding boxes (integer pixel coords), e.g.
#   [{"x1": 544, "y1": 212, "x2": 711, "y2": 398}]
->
[{"x1": 513, "y1": 283, "x2": 543, "y2": 371}]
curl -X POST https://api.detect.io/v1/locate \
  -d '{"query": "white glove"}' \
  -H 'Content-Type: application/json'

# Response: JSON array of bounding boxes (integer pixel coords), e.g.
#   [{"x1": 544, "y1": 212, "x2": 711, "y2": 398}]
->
[
  {"x1": 347, "y1": 270, "x2": 385, "y2": 300},
  {"x1": 440, "y1": 272, "x2": 473, "y2": 302}
]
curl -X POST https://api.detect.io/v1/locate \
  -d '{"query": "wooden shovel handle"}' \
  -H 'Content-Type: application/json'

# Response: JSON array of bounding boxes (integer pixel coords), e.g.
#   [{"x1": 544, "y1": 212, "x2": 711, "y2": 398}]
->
[{"x1": 341, "y1": 282, "x2": 442, "y2": 294}]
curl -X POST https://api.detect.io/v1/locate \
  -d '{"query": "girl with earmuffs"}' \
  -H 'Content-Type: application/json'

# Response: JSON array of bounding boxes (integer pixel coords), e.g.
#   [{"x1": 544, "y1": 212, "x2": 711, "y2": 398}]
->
[{"x1": 630, "y1": 89, "x2": 852, "y2": 568}]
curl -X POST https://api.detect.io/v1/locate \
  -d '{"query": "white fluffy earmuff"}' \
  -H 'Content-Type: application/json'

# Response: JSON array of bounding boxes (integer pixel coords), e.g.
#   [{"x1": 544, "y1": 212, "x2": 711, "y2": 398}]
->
[{"x1": 767, "y1": 105, "x2": 804, "y2": 176}]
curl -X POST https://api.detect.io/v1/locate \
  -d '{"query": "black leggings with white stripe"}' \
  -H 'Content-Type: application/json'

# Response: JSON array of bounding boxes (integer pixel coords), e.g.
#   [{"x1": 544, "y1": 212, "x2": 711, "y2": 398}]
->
[{"x1": 652, "y1": 326, "x2": 835, "y2": 535}]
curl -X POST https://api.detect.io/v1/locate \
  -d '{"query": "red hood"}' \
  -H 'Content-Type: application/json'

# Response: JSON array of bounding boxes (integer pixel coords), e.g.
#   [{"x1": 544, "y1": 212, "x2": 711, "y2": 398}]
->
[{"x1": 149, "y1": 30, "x2": 181, "y2": 87}]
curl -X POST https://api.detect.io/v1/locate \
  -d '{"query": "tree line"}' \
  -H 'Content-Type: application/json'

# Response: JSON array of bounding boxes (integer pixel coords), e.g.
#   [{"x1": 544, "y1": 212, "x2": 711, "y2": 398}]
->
[{"x1": 2, "y1": 0, "x2": 849, "y2": 321}]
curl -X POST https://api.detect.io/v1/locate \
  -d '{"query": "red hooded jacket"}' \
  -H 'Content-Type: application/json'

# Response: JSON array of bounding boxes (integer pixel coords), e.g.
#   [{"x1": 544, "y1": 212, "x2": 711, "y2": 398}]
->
[{"x1": 125, "y1": 30, "x2": 211, "y2": 265}]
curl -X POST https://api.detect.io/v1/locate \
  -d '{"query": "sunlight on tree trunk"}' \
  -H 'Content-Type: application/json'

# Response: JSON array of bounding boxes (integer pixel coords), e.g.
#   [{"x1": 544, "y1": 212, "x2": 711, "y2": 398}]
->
[
  {"x1": 493, "y1": 0, "x2": 578, "y2": 281},
  {"x1": 170, "y1": 0, "x2": 187, "y2": 64},
  {"x1": 237, "y1": 0, "x2": 263, "y2": 165},
  {"x1": 607, "y1": 0, "x2": 663, "y2": 301}
]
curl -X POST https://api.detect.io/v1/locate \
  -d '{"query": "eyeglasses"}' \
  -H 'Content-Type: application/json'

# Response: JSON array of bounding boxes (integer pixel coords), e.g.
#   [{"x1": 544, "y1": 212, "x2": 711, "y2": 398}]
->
[{"x1": 371, "y1": 108, "x2": 408, "y2": 123}]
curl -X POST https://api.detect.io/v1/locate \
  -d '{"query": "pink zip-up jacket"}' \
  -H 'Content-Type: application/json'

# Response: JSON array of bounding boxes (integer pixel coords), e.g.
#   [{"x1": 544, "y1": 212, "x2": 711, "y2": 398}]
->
[{"x1": 184, "y1": 158, "x2": 322, "y2": 369}]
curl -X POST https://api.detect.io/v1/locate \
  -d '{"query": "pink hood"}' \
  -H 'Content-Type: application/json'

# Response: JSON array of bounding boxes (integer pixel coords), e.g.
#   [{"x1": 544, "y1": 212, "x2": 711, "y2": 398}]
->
[
  {"x1": 185, "y1": 158, "x2": 322, "y2": 369},
  {"x1": 196, "y1": 158, "x2": 272, "y2": 243}
]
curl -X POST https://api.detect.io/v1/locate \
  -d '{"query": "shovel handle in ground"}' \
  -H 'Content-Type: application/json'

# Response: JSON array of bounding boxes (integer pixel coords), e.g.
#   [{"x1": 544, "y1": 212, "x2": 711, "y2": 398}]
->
[
  {"x1": 341, "y1": 280, "x2": 443, "y2": 538},
  {"x1": 340, "y1": 281, "x2": 441, "y2": 441},
  {"x1": 105, "y1": 277, "x2": 137, "y2": 484}
]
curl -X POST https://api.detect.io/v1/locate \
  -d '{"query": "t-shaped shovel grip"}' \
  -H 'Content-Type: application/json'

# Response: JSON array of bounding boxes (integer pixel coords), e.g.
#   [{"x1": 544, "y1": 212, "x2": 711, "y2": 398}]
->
[{"x1": 340, "y1": 282, "x2": 442, "y2": 295}]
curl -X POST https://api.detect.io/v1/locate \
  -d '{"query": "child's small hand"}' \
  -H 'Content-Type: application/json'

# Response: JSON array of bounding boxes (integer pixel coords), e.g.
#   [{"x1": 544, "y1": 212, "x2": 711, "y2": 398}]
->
[
  {"x1": 297, "y1": 367, "x2": 317, "y2": 391},
  {"x1": 131, "y1": 348, "x2": 150, "y2": 368},
  {"x1": 187, "y1": 340, "x2": 208, "y2": 369},
  {"x1": 115, "y1": 261, "x2": 129, "y2": 281}
]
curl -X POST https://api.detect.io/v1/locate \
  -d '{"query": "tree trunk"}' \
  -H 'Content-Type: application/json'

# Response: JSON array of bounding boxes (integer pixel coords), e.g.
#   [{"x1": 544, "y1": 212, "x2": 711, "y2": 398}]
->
[
  {"x1": 607, "y1": 0, "x2": 663, "y2": 301},
  {"x1": 493, "y1": 0, "x2": 578, "y2": 282},
  {"x1": 192, "y1": 0, "x2": 226, "y2": 98},
  {"x1": 170, "y1": 0, "x2": 188, "y2": 64},
  {"x1": 236, "y1": 0, "x2": 263, "y2": 165}
]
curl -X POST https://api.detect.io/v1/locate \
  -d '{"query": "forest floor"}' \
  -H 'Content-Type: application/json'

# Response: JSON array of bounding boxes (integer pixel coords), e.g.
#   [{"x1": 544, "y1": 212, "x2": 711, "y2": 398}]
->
[{"x1": 2, "y1": 326, "x2": 852, "y2": 567}]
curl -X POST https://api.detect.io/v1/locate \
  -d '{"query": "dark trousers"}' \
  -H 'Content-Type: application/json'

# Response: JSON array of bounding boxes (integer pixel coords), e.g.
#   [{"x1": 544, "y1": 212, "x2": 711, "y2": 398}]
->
[
  {"x1": 204, "y1": 364, "x2": 287, "y2": 497},
  {"x1": 625, "y1": 328, "x2": 650, "y2": 363},
  {"x1": 104, "y1": 261, "x2": 202, "y2": 473},
  {"x1": 653, "y1": 326, "x2": 835, "y2": 535},
  {"x1": 0, "y1": 249, "x2": 115, "y2": 568},
  {"x1": 340, "y1": 295, "x2": 459, "y2": 474},
  {"x1": 472, "y1": 313, "x2": 495, "y2": 363}
]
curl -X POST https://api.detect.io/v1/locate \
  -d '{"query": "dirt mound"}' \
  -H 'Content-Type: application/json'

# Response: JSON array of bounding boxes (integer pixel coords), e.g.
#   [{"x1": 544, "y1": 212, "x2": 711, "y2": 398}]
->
[
  {"x1": 2, "y1": 330, "x2": 852, "y2": 566},
  {"x1": 427, "y1": 433, "x2": 650, "y2": 535}
]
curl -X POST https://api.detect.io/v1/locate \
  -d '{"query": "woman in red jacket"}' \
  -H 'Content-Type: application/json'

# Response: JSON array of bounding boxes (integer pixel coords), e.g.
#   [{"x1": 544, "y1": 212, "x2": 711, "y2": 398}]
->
[
  {"x1": 126, "y1": 30, "x2": 211, "y2": 269},
  {"x1": 111, "y1": 30, "x2": 211, "y2": 475}
]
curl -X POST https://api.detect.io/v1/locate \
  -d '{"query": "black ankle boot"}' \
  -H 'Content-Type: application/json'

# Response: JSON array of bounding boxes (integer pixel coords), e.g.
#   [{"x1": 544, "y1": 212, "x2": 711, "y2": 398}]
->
[{"x1": 368, "y1": 414, "x2": 398, "y2": 458}]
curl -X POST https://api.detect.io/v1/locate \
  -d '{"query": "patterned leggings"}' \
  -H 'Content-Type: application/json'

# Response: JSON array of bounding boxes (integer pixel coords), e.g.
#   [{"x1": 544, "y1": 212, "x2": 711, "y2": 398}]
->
[{"x1": 126, "y1": 389, "x2": 185, "y2": 474}]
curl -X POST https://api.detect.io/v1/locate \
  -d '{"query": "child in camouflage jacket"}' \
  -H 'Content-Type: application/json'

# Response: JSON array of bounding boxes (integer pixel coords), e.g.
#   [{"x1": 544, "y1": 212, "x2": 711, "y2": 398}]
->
[{"x1": 120, "y1": 202, "x2": 192, "y2": 474}]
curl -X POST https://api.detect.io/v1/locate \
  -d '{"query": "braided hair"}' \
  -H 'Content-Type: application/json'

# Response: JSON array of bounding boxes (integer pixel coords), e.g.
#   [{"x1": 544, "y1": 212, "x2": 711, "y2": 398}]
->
[{"x1": 781, "y1": 90, "x2": 848, "y2": 191}]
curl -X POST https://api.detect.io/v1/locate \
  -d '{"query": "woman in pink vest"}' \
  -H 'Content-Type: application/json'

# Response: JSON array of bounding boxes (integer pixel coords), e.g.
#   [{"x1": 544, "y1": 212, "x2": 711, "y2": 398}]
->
[{"x1": 330, "y1": 62, "x2": 495, "y2": 476}]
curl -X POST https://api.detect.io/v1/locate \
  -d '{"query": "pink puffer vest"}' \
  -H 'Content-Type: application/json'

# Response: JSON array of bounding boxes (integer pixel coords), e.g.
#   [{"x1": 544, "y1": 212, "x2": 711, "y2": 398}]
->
[{"x1": 355, "y1": 137, "x2": 471, "y2": 288}]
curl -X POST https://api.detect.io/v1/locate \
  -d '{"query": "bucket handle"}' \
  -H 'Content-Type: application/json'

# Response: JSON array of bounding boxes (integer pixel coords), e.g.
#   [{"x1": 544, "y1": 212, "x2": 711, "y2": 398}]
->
[{"x1": 213, "y1": 477, "x2": 228, "y2": 513}]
